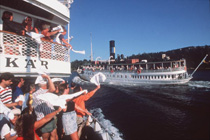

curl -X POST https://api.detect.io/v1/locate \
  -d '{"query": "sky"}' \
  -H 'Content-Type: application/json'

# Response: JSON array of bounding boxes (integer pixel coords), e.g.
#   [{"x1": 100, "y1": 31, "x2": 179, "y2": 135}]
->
[{"x1": 68, "y1": 0, "x2": 210, "y2": 62}]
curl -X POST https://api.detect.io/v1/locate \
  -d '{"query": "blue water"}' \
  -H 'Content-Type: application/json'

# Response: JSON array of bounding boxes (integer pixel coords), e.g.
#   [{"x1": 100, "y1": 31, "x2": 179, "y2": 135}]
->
[{"x1": 70, "y1": 70, "x2": 210, "y2": 140}]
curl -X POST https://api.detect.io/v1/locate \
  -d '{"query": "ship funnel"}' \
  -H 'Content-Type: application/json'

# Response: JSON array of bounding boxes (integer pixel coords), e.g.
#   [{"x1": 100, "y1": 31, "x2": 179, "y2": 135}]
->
[{"x1": 110, "y1": 40, "x2": 115, "y2": 60}]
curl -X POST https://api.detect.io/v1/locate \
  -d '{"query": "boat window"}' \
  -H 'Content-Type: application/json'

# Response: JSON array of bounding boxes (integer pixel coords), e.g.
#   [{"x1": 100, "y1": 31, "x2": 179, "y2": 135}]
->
[
  {"x1": 125, "y1": 75, "x2": 127, "y2": 78},
  {"x1": 172, "y1": 75, "x2": 175, "y2": 79}
]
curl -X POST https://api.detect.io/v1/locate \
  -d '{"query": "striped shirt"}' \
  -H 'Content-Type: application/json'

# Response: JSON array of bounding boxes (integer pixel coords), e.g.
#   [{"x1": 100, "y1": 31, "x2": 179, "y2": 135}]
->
[
  {"x1": 32, "y1": 88, "x2": 55, "y2": 120},
  {"x1": 0, "y1": 86, "x2": 12, "y2": 104}
]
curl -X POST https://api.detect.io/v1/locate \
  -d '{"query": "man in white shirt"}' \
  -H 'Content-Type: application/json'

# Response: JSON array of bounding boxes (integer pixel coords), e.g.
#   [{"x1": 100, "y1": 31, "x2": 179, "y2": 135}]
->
[{"x1": 32, "y1": 74, "x2": 57, "y2": 140}]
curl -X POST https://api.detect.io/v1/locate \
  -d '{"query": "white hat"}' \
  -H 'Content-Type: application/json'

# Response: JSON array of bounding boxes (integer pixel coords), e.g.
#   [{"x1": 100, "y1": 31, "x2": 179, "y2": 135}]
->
[
  {"x1": 11, "y1": 108, "x2": 21, "y2": 115},
  {"x1": 35, "y1": 75, "x2": 47, "y2": 84},
  {"x1": 51, "y1": 78, "x2": 65, "y2": 83}
]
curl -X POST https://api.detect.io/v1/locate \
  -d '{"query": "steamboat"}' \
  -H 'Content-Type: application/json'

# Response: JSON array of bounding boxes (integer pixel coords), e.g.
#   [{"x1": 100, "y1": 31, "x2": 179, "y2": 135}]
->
[{"x1": 78, "y1": 41, "x2": 208, "y2": 85}]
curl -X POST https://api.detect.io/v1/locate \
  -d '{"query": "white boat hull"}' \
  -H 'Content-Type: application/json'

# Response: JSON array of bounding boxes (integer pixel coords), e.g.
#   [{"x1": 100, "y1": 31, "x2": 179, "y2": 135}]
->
[{"x1": 78, "y1": 70, "x2": 192, "y2": 85}]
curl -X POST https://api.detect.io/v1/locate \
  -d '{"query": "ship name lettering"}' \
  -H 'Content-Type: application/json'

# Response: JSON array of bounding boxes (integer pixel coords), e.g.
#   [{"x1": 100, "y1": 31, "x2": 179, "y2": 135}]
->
[
  {"x1": 5, "y1": 57, "x2": 48, "y2": 69},
  {"x1": 6, "y1": 57, "x2": 18, "y2": 67}
]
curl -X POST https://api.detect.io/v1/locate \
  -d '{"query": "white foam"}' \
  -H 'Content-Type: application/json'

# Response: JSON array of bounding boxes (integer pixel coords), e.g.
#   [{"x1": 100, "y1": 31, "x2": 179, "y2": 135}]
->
[
  {"x1": 90, "y1": 108, "x2": 123, "y2": 140},
  {"x1": 72, "y1": 76, "x2": 86, "y2": 84},
  {"x1": 188, "y1": 81, "x2": 210, "y2": 89}
]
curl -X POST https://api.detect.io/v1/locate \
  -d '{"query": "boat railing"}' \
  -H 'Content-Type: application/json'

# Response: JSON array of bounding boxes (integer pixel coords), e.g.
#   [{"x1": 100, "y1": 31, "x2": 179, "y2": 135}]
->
[{"x1": 0, "y1": 31, "x2": 70, "y2": 62}]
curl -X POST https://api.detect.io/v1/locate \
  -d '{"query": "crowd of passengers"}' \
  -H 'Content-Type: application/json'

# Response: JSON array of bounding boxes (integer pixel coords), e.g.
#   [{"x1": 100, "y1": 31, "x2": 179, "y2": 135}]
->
[
  {"x1": 0, "y1": 72, "x2": 102, "y2": 140},
  {"x1": 82, "y1": 64, "x2": 183, "y2": 72},
  {"x1": 1, "y1": 11, "x2": 72, "y2": 49}
]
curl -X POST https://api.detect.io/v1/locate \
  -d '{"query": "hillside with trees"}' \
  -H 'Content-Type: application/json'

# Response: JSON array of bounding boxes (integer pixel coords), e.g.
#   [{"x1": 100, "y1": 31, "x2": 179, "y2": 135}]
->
[{"x1": 71, "y1": 45, "x2": 210, "y2": 71}]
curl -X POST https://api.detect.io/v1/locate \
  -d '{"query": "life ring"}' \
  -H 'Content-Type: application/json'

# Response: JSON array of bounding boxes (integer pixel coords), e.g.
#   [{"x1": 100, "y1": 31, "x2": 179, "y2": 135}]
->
[
  {"x1": 184, "y1": 66, "x2": 187, "y2": 71},
  {"x1": 137, "y1": 69, "x2": 141, "y2": 74},
  {"x1": 110, "y1": 70, "x2": 114, "y2": 73}
]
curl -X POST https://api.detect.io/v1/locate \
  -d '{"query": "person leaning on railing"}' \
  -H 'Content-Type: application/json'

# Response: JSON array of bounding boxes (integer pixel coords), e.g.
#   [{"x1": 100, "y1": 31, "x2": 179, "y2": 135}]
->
[
  {"x1": 22, "y1": 16, "x2": 39, "y2": 33},
  {"x1": 2, "y1": 11, "x2": 25, "y2": 36},
  {"x1": 41, "y1": 23, "x2": 60, "y2": 42},
  {"x1": 55, "y1": 27, "x2": 73, "y2": 49}
]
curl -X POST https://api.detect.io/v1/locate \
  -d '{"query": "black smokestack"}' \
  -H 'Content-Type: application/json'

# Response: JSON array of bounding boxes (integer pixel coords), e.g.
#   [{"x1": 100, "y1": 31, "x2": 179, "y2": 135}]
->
[{"x1": 110, "y1": 40, "x2": 115, "y2": 60}]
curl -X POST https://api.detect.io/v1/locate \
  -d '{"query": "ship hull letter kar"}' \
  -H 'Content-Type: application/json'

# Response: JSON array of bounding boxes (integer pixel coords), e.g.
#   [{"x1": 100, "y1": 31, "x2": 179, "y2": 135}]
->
[
  {"x1": 5, "y1": 57, "x2": 48, "y2": 69},
  {"x1": 6, "y1": 58, "x2": 18, "y2": 67}
]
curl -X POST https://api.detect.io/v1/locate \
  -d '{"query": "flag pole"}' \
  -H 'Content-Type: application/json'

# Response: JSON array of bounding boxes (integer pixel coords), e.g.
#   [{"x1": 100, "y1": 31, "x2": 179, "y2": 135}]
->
[{"x1": 190, "y1": 54, "x2": 208, "y2": 77}]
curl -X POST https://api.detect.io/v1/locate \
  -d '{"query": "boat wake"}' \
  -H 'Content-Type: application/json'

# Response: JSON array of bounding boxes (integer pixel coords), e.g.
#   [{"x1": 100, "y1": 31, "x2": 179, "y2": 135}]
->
[
  {"x1": 188, "y1": 80, "x2": 210, "y2": 89},
  {"x1": 72, "y1": 76, "x2": 89, "y2": 85},
  {"x1": 89, "y1": 108, "x2": 123, "y2": 140}
]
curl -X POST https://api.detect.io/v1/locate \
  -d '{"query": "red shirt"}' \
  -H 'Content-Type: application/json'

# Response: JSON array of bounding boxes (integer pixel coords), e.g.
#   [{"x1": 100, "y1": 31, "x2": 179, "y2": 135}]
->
[
  {"x1": 16, "y1": 130, "x2": 40, "y2": 140},
  {"x1": 73, "y1": 90, "x2": 97, "y2": 118}
]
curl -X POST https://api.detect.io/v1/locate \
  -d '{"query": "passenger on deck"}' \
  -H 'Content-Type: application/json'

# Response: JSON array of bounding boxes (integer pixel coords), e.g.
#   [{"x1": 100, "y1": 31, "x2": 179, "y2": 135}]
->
[
  {"x1": 32, "y1": 74, "x2": 58, "y2": 140},
  {"x1": 57, "y1": 83, "x2": 81, "y2": 140},
  {"x1": 41, "y1": 23, "x2": 60, "y2": 42},
  {"x1": 72, "y1": 85, "x2": 100, "y2": 137},
  {"x1": 0, "y1": 108, "x2": 21, "y2": 140},
  {"x1": 55, "y1": 27, "x2": 73, "y2": 49},
  {"x1": 11, "y1": 77, "x2": 25, "y2": 109},
  {"x1": 51, "y1": 78, "x2": 65, "y2": 95},
  {"x1": 2, "y1": 11, "x2": 25, "y2": 35},
  {"x1": 15, "y1": 107, "x2": 62, "y2": 140},
  {"x1": 22, "y1": 16, "x2": 39, "y2": 33},
  {"x1": 22, "y1": 84, "x2": 36, "y2": 113},
  {"x1": 0, "y1": 72, "x2": 22, "y2": 109},
  {"x1": 69, "y1": 82, "x2": 76, "y2": 94}
]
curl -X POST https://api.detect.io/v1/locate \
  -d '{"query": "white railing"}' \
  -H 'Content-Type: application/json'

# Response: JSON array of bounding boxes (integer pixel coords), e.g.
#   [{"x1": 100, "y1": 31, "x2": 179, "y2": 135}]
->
[{"x1": 0, "y1": 31, "x2": 70, "y2": 62}]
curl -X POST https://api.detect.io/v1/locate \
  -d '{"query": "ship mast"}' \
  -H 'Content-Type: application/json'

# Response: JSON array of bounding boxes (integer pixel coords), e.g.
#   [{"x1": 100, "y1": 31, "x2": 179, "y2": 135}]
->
[{"x1": 90, "y1": 33, "x2": 93, "y2": 61}]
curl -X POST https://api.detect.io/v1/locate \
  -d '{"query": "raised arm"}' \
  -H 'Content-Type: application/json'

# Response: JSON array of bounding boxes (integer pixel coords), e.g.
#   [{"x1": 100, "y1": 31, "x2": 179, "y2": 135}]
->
[
  {"x1": 4, "y1": 101, "x2": 22, "y2": 108},
  {"x1": 61, "y1": 38, "x2": 73, "y2": 49},
  {"x1": 83, "y1": 85, "x2": 100, "y2": 101},
  {"x1": 48, "y1": 29, "x2": 60, "y2": 36},
  {"x1": 4, "y1": 133, "x2": 17, "y2": 140},
  {"x1": 42, "y1": 74, "x2": 55, "y2": 93}
]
